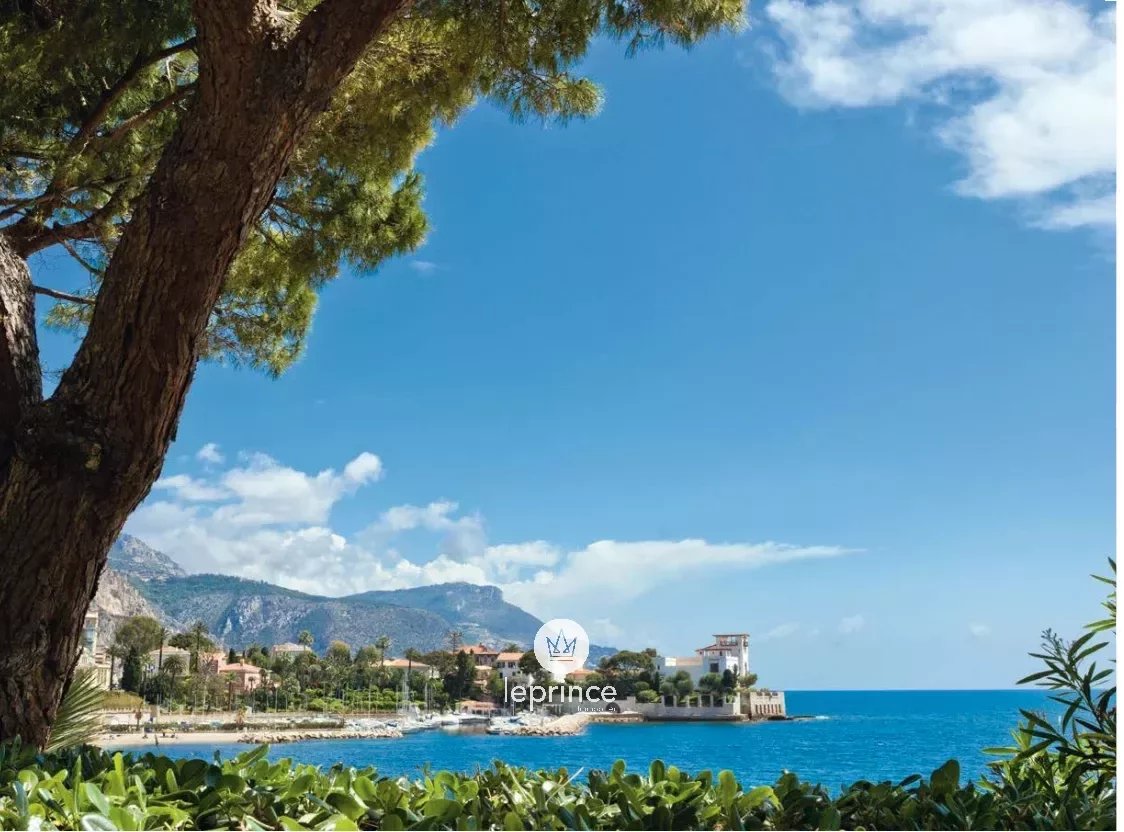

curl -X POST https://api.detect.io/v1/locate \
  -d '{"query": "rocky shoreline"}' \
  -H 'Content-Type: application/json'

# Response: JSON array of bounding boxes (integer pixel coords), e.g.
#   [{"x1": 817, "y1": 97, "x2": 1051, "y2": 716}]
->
[
  {"x1": 511, "y1": 712, "x2": 592, "y2": 736},
  {"x1": 238, "y1": 727, "x2": 403, "y2": 744}
]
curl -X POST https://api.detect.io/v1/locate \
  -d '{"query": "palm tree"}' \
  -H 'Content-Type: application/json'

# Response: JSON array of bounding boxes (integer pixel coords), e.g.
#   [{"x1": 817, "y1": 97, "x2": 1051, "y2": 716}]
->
[
  {"x1": 188, "y1": 620, "x2": 210, "y2": 672},
  {"x1": 46, "y1": 669, "x2": 105, "y2": 751},
  {"x1": 298, "y1": 629, "x2": 314, "y2": 649},
  {"x1": 161, "y1": 655, "x2": 185, "y2": 701},
  {"x1": 106, "y1": 640, "x2": 126, "y2": 691},
  {"x1": 157, "y1": 625, "x2": 167, "y2": 673}
]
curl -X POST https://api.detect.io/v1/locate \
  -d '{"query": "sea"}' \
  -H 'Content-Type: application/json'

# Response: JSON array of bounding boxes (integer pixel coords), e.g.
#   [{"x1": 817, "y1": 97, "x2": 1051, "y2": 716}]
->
[{"x1": 138, "y1": 690, "x2": 1060, "y2": 789}]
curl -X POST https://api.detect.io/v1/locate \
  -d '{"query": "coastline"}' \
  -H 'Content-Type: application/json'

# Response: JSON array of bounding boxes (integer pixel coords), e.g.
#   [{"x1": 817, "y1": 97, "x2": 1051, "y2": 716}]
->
[{"x1": 95, "y1": 726, "x2": 403, "y2": 749}]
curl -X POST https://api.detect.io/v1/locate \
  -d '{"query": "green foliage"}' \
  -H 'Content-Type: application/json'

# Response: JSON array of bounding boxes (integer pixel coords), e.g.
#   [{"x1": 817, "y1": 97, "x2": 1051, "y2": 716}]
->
[
  {"x1": 1, "y1": 0, "x2": 744, "y2": 374},
  {"x1": 119, "y1": 648, "x2": 142, "y2": 694},
  {"x1": 111, "y1": 616, "x2": 163, "y2": 656},
  {"x1": 45, "y1": 671, "x2": 105, "y2": 753},
  {"x1": 980, "y1": 559, "x2": 1116, "y2": 827},
  {"x1": 0, "y1": 744, "x2": 1114, "y2": 831},
  {"x1": 442, "y1": 651, "x2": 478, "y2": 702}
]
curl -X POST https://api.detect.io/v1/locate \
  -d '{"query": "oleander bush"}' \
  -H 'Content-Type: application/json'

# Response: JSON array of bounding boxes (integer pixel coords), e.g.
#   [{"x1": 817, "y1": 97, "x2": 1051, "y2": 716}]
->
[
  {"x1": 0, "y1": 743, "x2": 1115, "y2": 831},
  {"x1": 0, "y1": 565, "x2": 1114, "y2": 830}
]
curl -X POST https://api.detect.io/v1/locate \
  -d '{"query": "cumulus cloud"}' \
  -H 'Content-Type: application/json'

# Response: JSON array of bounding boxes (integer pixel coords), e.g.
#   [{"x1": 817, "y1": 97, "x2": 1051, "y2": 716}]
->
[
  {"x1": 153, "y1": 474, "x2": 229, "y2": 502},
  {"x1": 127, "y1": 449, "x2": 857, "y2": 622},
  {"x1": 838, "y1": 614, "x2": 865, "y2": 634},
  {"x1": 196, "y1": 442, "x2": 225, "y2": 465},
  {"x1": 762, "y1": 0, "x2": 1115, "y2": 228},
  {"x1": 213, "y1": 451, "x2": 383, "y2": 526}
]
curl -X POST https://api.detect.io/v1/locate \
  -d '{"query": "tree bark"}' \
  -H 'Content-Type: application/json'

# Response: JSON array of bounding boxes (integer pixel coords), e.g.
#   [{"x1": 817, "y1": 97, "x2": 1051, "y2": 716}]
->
[{"x1": 0, "y1": 0, "x2": 408, "y2": 747}]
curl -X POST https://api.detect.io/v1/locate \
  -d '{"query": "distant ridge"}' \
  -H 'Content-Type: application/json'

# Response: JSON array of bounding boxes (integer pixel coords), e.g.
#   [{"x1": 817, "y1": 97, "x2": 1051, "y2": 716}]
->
[{"x1": 97, "y1": 535, "x2": 617, "y2": 658}]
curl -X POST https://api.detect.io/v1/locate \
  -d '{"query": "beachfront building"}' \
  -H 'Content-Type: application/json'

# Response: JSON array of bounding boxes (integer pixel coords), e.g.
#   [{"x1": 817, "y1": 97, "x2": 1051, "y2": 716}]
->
[
  {"x1": 660, "y1": 633, "x2": 750, "y2": 685},
  {"x1": 270, "y1": 642, "x2": 312, "y2": 658},
  {"x1": 75, "y1": 610, "x2": 113, "y2": 689},
  {"x1": 216, "y1": 662, "x2": 264, "y2": 693}
]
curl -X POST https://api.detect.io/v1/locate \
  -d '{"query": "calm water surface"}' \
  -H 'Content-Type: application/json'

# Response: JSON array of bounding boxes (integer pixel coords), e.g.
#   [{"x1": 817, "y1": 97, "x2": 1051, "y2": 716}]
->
[{"x1": 143, "y1": 690, "x2": 1057, "y2": 788}]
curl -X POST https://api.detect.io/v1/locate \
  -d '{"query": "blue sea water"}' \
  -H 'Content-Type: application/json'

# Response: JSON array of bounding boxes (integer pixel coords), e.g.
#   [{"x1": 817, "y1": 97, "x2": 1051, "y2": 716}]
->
[{"x1": 139, "y1": 690, "x2": 1058, "y2": 789}]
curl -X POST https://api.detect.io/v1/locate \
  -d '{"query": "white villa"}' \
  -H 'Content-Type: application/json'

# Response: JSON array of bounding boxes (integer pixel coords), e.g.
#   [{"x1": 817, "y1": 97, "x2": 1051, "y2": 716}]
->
[
  {"x1": 660, "y1": 633, "x2": 750, "y2": 685},
  {"x1": 270, "y1": 642, "x2": 313, "y2": 658}
]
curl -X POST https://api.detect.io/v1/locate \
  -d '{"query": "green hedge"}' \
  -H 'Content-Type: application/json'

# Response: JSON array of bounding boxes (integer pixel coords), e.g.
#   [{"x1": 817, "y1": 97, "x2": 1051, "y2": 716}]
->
[{"x1": 0, "y1": 740, "x2": 1114, "y2": 830}]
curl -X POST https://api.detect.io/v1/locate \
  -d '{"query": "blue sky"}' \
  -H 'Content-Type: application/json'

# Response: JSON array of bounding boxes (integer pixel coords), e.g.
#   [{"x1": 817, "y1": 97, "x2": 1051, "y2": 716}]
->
[{"x1": 35, "y1": 0, "x2": 1115, "y2": 689}]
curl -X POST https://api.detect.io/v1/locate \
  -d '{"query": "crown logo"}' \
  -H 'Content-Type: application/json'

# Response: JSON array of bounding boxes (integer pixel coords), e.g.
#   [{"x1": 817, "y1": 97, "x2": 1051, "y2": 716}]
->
[{"x1": 546, "y1": 630, "x2": 578, "y2": 661}]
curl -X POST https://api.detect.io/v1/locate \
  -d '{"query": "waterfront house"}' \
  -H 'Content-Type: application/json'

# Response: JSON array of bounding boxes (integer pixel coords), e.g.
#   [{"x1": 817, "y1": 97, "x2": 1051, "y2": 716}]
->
[
  {"x1": 270, "y1": 642, "x2": 312, "y2": 658},
  {"x1": 660, "y1": 633, "x2": 750, "y2": 685},
  {"x1": 495, "y1": 651, "x2": 526, "y2": 680}
]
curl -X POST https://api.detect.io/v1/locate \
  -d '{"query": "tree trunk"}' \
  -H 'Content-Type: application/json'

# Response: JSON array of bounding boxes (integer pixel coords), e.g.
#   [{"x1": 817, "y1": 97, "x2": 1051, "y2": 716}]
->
[{"x1": 0, "y1": 0, "x2": 408, "y2": 747}]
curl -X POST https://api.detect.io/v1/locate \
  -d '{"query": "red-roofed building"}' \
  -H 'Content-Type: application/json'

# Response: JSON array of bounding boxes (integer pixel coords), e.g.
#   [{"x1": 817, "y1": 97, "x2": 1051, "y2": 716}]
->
[{"x1": 462, "y1": 644, "x2": 499, "y2": 668}]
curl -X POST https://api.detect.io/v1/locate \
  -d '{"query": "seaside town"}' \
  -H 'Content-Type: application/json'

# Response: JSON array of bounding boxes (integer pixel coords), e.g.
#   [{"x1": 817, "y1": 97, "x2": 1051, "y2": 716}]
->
[{"x1": 78, "y1": 611, "x2": 789, "y2": 747}]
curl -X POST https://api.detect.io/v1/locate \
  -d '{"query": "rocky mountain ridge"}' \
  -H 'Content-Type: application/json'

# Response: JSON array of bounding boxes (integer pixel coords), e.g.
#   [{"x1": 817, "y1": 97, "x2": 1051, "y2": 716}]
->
[{"x1": 93, "y1": 537, "x2": 569, "y2": 654}]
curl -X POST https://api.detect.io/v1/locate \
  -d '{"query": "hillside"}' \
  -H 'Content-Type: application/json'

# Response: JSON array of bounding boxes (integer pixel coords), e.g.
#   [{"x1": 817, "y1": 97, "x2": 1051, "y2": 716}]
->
[
  {"x1": 346, "y1": 583, "x2": 543, "y2": 648},
  {"x1": 134, "y1": 573, "x2": 455, "y2": 652}
]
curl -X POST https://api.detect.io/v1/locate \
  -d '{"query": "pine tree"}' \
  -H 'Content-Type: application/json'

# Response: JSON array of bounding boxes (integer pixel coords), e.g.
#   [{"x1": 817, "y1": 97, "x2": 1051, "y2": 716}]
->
[
  {"x1": 119, "y1": 647, "x2": 143, "y2": 694},
  {"x1": 0, "y1": 0, "x2": 742, "y2": 745}
]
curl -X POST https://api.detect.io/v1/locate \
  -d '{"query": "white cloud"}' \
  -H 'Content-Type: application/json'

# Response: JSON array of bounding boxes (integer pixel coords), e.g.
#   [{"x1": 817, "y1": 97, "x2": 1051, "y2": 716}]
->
[
  {"x1": 763, "y1": 0, "x2": 1115, "y2": 228},
  {"x1": 499, "y1": 539, "x2": 854, "y2": 623},
  {"x1": 838, "y1": 614, "x2": 865, "y2": 634},
  {"x1": 127, "y1": 450, "x2": 858, "y2": 633},
  {"x1": 153, "y1": 474, "x2": 229, "y2": 502},
  {"x1": 969, "y1": 622, "x2": 992, "y2": 638},
  {"x1": 759, "y1": 622, "x2": 801, "y2": 641},
  {"x1": 408, "y1": 260, "x2": 439, "y2": 274},
  {"x1": 196, "y1": 442, "x2": 225, "y2": 465},
  {"x1": 361, "y1": 500, "x2": 487, "y2": 561},
  {"x1": 213, "y1": 451, "x2": 383, "y2": 526}
]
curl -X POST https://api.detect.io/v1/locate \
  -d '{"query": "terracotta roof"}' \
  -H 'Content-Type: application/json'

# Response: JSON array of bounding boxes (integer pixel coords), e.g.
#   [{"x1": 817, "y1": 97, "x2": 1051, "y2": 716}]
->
[
  {"x1": 463, "y1": 644, "x2": 499, "y2": 655},
  {"x1": 219, "y1": 662, "x2": 263, "y2": 673},
  {"x1": 565, "y1": 667, "x2": 596, "y2": 678},
  {"x1": 496, "y1": 652, "x2": 524, "y2": 662}
]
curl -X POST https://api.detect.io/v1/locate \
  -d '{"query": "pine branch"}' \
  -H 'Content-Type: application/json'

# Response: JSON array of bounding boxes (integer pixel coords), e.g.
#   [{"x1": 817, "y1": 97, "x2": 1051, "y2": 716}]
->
[
  {"x1": 32, "y1": 283, "x2": 94, "y2": 305},
  {"x1": 72, "y1": 38, "x2": 198, "y2": 151}
]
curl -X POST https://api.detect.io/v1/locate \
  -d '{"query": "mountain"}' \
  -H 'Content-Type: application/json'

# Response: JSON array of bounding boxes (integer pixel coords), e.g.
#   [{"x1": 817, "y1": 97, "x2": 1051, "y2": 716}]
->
[
  {"x1": 135, "y1": 573, "x2": 456, "y2": 652},
  {"x1": 97, "y1": 536, "x2": 614, "y2": 656},
  {"x1": 108, "y1": 534, "x2": 186, "y2": 581},
  {"x1": 91, "y1": 567, "x2": 166, "y2": 645},
  {"x1": 347, "y1": 583, "x2": 543, "y2": 648}
]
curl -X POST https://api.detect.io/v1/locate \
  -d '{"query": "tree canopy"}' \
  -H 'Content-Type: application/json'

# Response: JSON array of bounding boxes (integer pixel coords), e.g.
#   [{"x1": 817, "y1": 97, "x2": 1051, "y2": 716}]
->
[{"x1": 1, "y1": 0, "x2": 743, "y2": 373}]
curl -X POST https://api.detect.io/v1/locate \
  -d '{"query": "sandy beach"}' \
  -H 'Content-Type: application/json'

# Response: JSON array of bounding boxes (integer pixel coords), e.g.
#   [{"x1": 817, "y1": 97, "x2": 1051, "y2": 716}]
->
[{"x1": 95, "y1": 730, "x2": 246, "y2": 749}]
